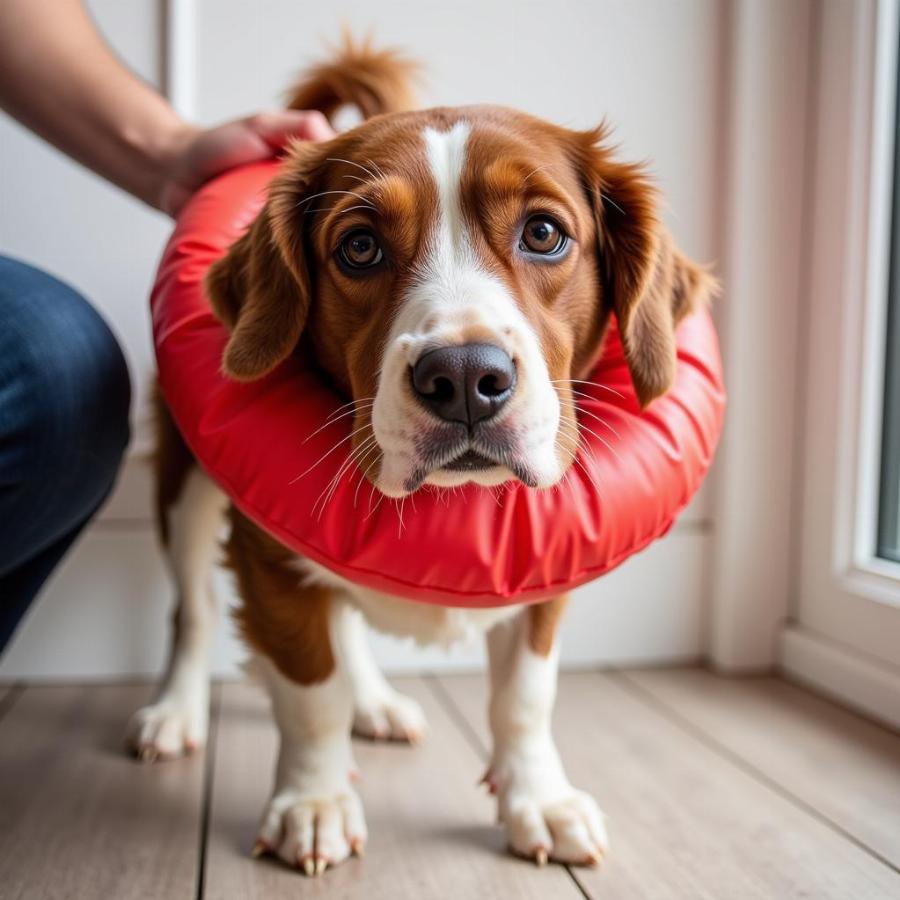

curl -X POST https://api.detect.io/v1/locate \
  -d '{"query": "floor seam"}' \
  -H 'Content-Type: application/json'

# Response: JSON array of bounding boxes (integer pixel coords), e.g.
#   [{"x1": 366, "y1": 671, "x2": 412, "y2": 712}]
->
[
  {"x1": 0, "y1": 682, "x2": 25, "y2": 726},
  {"x1": 612, "y1": 669, "x2": 900, "y2": 878},
  {"x1": 195, "y1": 683, "x2": 222, "y2": 900},
  {"x1": 424, "y1": 673, "x2": 489, "y2": 758}
]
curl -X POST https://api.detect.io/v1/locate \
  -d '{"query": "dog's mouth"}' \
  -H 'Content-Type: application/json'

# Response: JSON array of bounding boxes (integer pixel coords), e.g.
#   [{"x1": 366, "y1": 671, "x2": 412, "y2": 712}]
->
[
  {"x1": 396, "y1": 431, "x2": 540, "y2": 494},
  {"x1": 442, "y1": 449, "x2": 496, "y2": 472}
]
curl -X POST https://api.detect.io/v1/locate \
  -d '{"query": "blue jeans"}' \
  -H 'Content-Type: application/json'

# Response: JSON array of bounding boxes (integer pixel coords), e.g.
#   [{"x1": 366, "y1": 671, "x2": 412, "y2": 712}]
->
[{"x1": 0, "y1": 256, "x2": 131, "y2": 651}]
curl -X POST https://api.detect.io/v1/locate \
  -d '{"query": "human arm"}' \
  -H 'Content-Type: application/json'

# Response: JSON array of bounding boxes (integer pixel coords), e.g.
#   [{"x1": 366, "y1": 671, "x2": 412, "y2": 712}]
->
[{"x1": 0, "y1": 0, "x2": 333, "y2": 216}]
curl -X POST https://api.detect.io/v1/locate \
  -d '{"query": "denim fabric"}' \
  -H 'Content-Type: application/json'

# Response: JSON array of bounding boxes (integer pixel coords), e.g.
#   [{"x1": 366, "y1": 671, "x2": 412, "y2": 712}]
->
[{"x1": 0, "y1": 256, "x2": 131, "y2": 651}]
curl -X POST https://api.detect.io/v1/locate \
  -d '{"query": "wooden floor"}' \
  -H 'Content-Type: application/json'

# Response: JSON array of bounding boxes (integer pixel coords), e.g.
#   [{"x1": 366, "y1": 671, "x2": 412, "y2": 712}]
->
[{"x1": 1, "y1": 669, "x2": 899, "y2": 899}]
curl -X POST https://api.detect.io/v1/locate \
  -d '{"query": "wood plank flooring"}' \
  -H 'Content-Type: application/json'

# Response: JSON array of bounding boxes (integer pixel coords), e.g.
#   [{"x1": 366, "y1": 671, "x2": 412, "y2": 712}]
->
[{"x1": 0, "y1": 669, "x2": 898, "y2": 899}]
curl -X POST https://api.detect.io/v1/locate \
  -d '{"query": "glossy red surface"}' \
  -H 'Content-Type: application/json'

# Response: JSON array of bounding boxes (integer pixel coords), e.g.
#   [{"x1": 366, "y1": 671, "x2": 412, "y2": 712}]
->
[{"x1": 152, "y1": 161, "x2": 726, "y2": 606}]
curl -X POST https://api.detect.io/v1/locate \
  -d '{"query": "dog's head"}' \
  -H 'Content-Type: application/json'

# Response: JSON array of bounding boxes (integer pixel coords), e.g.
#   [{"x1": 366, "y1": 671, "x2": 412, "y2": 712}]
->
[{"x1": 207, "y1": 102, "x2": 713, "y2": 498}]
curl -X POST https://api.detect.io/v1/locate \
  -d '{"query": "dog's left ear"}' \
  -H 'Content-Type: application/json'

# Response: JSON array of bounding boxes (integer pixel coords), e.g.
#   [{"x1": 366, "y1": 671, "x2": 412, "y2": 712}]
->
[
  {"x1": 205, "y1": 141, "x2": 323, "y2": 381},
  {"x1": 575, "y1": 129, "x2": 717, "y2": 407}
]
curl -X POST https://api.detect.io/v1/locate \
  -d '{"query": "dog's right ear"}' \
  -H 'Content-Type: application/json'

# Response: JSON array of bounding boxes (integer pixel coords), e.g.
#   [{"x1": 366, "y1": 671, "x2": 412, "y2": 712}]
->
[{"x1": 205, "y1": 144, "x2": 321, "y2": 381}]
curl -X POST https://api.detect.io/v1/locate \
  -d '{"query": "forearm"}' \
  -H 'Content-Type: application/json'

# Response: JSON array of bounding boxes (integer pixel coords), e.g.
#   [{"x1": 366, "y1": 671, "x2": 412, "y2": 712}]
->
[{"x1": 0, "y1": 0, "x2": 194, "y2": 210}]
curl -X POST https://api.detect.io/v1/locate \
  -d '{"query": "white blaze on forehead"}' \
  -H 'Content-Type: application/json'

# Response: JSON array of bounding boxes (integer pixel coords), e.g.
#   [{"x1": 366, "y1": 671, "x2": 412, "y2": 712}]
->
[
  {"x1": 370, "y1": 119, "x2": 564, "y2": 495},
  {"x1": 423, "y1": 121, "x2": 472, "y2": 265}
]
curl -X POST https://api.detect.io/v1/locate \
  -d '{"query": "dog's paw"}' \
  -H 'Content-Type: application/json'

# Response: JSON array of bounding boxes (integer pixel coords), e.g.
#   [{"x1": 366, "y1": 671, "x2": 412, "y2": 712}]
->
[
  {"x1": 254, "y1": 786, "x2": 368, "y2": 876},
  {"x1": 125, "y1": 696, "x2": 207, "y2": 762},
  {"x1": 352, "y1": 688, "x2": 427, "y2": 743},
  {"x1": 489, "y1": 762, "x2": 608, "y2": 867}
]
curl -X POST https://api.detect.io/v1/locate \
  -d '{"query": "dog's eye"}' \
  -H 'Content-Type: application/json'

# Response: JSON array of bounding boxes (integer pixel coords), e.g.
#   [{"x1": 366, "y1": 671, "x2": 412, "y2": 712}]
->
[
  {"x1": 520, "y1": 216, "x2": 567, "y2": 255},
  {"x1": 338, "y1": 230, "x2": 383, "y2": 269}
]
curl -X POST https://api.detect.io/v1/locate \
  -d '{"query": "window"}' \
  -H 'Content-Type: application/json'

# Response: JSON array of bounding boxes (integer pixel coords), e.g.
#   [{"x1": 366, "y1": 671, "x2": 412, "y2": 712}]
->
[
  {"x1": 878, "y1": 30, "x2": 900, "y2": 564},
  {"x1": 879, "y1": 259, "x2": 900, "y2": 562}
]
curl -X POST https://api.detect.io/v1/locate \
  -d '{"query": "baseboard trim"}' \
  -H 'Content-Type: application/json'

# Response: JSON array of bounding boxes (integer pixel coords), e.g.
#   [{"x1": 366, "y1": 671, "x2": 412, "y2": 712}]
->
[{"x1": 779, "y1": 624, "x2": 900, "y2": 731}]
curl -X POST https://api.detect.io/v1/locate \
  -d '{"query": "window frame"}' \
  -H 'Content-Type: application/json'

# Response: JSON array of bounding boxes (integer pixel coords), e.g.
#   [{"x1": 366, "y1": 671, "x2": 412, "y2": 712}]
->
[
  {"x1": 878, "y1": 101, "x2": 900, "y2": 564},
  {"x1": 781, "y1": 0, "x2": 900, "y2": 732},
  {"x1": 824, "y1": 0, "x2": 900, "y2": 607}
]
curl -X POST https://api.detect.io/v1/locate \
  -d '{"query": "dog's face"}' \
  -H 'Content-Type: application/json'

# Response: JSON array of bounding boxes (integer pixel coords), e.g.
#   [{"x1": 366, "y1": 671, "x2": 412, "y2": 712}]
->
[{"x1": 208, "y1": 107, "x2": 710, "y2": 497}]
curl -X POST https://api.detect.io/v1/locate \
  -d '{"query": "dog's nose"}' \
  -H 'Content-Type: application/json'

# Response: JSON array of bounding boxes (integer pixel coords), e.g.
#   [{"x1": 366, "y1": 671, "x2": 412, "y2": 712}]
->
[{"x1": 412, "y1": 343, "x2": 516, "y2": 426}]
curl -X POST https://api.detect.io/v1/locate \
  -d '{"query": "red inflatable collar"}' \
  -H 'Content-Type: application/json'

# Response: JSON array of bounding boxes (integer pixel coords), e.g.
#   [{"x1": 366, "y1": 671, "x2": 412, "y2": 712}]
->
[{"x1": 151, "y1": 161, "x2": 725, "y2": 607}]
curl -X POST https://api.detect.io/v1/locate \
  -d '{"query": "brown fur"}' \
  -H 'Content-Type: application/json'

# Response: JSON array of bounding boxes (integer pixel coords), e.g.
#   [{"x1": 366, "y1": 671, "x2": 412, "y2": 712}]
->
[
  {"x1": 287, "y1": 32, "x2": 419, "y2": 121},
  {"x1": 152, "y1": 385, "x2": 194, "y2": 545},
  {"x1": 225, "y1": 509, "x2": 336, "y2": 685},
  {"x1": 527, "y1": 595, "x2": 569, "y2": 657},
  {"x1": 575, "y1": 136, "x2": 718, "y2": 406}
]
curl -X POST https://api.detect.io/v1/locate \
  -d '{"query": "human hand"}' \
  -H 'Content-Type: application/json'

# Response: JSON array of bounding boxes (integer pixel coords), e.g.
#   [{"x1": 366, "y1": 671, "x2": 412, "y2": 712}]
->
[{"x1": 158, "y1": 109, "x2": 334, "y2": 217}]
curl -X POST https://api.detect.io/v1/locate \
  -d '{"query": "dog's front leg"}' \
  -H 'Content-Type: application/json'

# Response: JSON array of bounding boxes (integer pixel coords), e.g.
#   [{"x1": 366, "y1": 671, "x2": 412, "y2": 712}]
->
[
  {"x1": 254, "y1": 641, "x2": 365, "y2": 876},
  {"x1": 225, "y1": 514, "x2": 366, "y2": 876},
  {"x1": 485, "y1": 597, "x2": 608, "y2": 867}
]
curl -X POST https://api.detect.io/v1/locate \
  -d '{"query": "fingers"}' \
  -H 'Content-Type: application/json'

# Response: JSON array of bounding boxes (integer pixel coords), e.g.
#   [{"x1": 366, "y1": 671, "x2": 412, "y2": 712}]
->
[
  {"x1": 159, "y1": 109, "x2": 335, "y2": 218},
  {"x1": 247, "y1": 109, "x2": 335, "y2": 150}
]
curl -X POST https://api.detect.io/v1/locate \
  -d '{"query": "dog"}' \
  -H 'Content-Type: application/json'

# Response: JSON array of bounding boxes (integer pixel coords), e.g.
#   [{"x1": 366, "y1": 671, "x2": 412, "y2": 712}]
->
[{"x1": 127, "y1": 37, "x2": 714, "y2": 876}]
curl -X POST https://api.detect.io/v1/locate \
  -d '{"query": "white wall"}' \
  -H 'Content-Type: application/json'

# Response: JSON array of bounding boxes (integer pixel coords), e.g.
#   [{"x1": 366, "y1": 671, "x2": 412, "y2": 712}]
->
[{"x1": 0, "y1": 0, "x2": 727, "y2": 680}]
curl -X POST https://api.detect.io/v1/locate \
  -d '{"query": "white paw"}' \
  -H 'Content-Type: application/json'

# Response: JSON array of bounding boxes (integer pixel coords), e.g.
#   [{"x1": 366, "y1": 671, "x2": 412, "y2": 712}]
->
[
  {"x1": 489, "y1": 768, "x2": 608, "y2": 866},
  {"x1": 352, "y1": 688, "x2": 427, "y2": 743},
  {"x1": 254, "y1": 786, "x2": 368, "y2": 876},
  {"x1": 125, "y1": 695, "x2": 208, "y2": 762}
]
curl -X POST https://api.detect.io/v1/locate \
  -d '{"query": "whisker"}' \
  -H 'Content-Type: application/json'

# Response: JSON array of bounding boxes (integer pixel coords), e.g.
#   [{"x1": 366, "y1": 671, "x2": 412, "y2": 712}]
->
[
  {"x1": 354, "y1": 446, "x2": 382, "y2": 509},
  {"x1": 550, "y1": 379, "x2": 624, "y2": 399},
  {"x1": 324, "y1": 433, "x2": 377, "y2": 501},
  {"x1": 578, "y1": 406, "x2": 621, "y2": 440},
  {"x1": 326, "y1": 157, "x2": 379, "y2": 181},
  {"x1": 290, "y1": 424, "x2": 372, "y2": 484},
  {"x1": 601, "y1": 193, "x2": 626, "y2": 216},
  {"x1": 325, "y1": 396, "x2": 376, "y2": 422},
  {"x1": 557, "y1": 414, "x2": 621, "y2": 461},
  {"x1": 313, "y1": 434, "x2": 378, "y2": 520},
  {"x1": 297, "y1": 189, "x2": 376, "y2": 211},
  {"x1": 571, "y1": 453, "x2": 603, "y2": 495},
  {"x1": 557, "y1": 397, "x2": 622, "y2": 441},
  {"x1": 304, "y1": 204, "x2": 377, "y2": 216},
  {"x1": 556, "y1": 430, "x2": 605, "y2": 494},
  {"x1": 523, "y1": 164, "x2": 553, "y2": 183},
  {"x1": 303, "y1": 402, "x2": 374, "y2": 444},
  {"x1": 366, "y1": 480, "x2": 386, "y2": 520},
  {"x1": 364, "y1": 157, "x2": 387, "y2": 179}
]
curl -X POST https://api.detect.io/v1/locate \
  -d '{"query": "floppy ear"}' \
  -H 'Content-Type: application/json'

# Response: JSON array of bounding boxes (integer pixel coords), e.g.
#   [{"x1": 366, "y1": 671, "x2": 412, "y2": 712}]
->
[
  {"x1": 578, "y1": 131, "x2": 716, "y2": 407},
  {"x1": 205, "y1": 146, "x2": 320, "y2": 381}
]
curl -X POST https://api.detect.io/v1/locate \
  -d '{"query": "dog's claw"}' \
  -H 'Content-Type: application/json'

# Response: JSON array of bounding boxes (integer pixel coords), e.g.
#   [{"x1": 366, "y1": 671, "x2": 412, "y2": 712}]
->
[
  {"x1": 478, "y1": 769, "x2": 499, "y2": 795},
  {"x1": 302, "y1": 856, "x2": 316, "y2": 877},
  {"x1": 251, "y1": 839, "x2": 268, "y2": 859},
  {"x1": 350, "y1": 837, "x2": 365, "y2": 857},
  {"x1": 315, "y1": 857, "x2": 327, "y2": 876},
  {"x1": 534, "y1": 847, "x2": 548, "y2": 867}
]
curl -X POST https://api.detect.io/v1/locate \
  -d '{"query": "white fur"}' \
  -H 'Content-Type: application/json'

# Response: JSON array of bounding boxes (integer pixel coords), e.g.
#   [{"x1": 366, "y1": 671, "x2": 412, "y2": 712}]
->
[
  {"x1": 299, "y1": 556, "x2": 518, "y2": 647},
  {"x1": 254, "y1": 640, "x2": 366, "y2": 873},
  {"x1": 126, "y1": 467, "x2": 227, "y2": 760},
  {"x1": 372, "y1": 121, "x2": 563, "y2": 497},
  {"x1": 485, "y1": 612, "x2": 608, "y2": 864},
  {"x1": 332, "y1": 603, "x2": 427, "y2": 741}
]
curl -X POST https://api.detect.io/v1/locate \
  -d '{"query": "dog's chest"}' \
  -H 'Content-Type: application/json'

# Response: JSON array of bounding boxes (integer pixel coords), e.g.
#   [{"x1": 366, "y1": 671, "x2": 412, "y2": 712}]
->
[{"x1": 294, "y1": 558, "x2": 520, "y2": 646}]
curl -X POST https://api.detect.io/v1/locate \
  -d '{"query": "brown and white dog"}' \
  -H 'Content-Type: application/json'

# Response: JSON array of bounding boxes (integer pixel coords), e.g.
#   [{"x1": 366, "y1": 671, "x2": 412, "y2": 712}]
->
[{"x1": 127, "y1": 38, "x2": 714, "y2": 875}]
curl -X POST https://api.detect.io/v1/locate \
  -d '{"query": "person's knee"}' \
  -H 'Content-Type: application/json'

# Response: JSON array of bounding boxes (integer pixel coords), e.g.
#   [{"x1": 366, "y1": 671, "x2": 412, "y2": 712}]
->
[{"x1": 0, "y1": 257, "x2": 132, "y2": 508}]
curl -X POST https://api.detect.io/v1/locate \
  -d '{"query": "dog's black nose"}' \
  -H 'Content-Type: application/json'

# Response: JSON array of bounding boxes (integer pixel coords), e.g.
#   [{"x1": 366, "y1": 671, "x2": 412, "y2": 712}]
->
[{"x1": 412, "y1": 343, "x2": 516, "y2": 426}]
